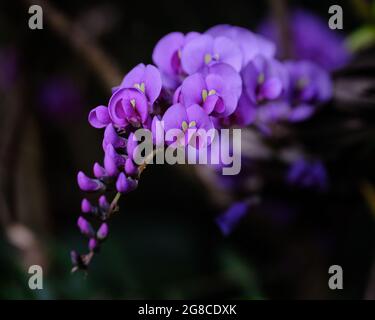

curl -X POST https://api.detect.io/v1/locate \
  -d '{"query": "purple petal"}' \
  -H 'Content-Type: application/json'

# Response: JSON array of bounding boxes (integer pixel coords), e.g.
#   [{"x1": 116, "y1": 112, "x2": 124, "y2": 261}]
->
[
  {"x1": 206, "y1": 24, "x2": 275, "y2": 66},
  {"x1": 151, "y1": 116, "x2": 165, "y2": 147},
  {"x1": 180, "y1": 73, "x2": 206, "y2": 107},
  {"x1": 186, "y1": 104, "x2": 213, "y2": 131},
  {"x1": 260, "y1": 77, "x2": 283, "y2": 100},
  {"x1": 143, "y1": 64, "x2": 162, "y2": 104},
  {"x1": 127, "y1": 132, "x2": 138, "y2": 160},
  {"x1": 152, "y1": 32, "x2": 185, "y2": 76},
  {"x1": 120, "y1": 64, "x2": 162, "y2": 104},
  {"x1": 88, "y1": 105, "x2": 111, "y2": 128},
  {"x1": 213, "y1": 36, "x2": 242, "y2": 72},
  {"x1": 230, "y1": 93, "x2": 256, "y2": 126},
  {"x1": 216, "y1": 202, "x2": 249, "y2": 236},
  {"x1": 162, "y1": 103, "x2": 188, "y2": 132},
  {"x1": 181, "y1": 34, "x2": 213, "y2": 74},
  {"x1": 288, "y1": 104, "x2": 315, "y2": 122}
]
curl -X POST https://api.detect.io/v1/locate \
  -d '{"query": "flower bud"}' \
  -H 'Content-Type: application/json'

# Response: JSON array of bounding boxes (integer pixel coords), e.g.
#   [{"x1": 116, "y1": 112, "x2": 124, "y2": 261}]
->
[
  {"x1": 77, "y1": 171, "x2": 104, "y2": 192},
  {"x1": 116, "y1": 172, "x2": 138, "y2": 194},
  {"x1": 93, "y1": 162, "x2": 107, "y2": 179},
  {"x1": 103, "y1": 124, "x2": 126, "y2": 149},
  {"x1": 88, "y1": 238, "x2": 99, "y2": 251},
  {"x1": 126, "y1": 132, "x2": 138, "y2": 159},
  {"x1": 124, "y1": 157, "x2": 138, "y2": 176},
  {"x1": 77, "y1": 216, "x2": 94, "y2": 237},
  {"x1": 104, "y1": 144, "x2": 125, "y2": 176},
  {"x1": 81, "y1": 198, "x2": 92, "y2": 213},
  {"x1": 97, "y1": 223, "x2": 109, "y2": 240},
  {"x1": 98, "y1": 195, "x2": 109, "y2": 210}
]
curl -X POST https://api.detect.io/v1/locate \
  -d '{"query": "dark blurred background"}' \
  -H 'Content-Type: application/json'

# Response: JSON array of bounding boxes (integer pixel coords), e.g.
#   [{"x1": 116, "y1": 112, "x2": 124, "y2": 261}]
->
[{"x1": 1, "y1": 0, "x2": 375, "y2": 299}]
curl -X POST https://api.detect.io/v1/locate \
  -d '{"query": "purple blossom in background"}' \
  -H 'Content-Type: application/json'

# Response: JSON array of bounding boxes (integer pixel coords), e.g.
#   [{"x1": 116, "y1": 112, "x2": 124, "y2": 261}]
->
[
  {"x1": 258, "y1": 8, "x2": 351, "y2": 71},
  {"x1": 216, "y1": 201, "x2": 250, "y2": 236},
  {"x1": 285, "y1": 60, "x2": 332, "y2": 121},
  {"x1": 287, "y1": 159, "x2": 328, "y2": 191},
  {"x1": 206, "y1": 24, "x2": 276, "y2": 67},
  {"x1": 0, "y1": 46, "x2": 19, "y2": 91},
  {"x1": 38, "y1": 76, "x2": 84, "y2": 121}
]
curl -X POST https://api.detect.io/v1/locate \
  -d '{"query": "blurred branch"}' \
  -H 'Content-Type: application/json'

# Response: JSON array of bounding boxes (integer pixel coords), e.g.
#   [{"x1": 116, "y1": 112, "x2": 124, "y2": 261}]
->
[
  {"x1": 0, "y1": 78, "x2": 49, "y2": 272},
  {"x1": 23, "y1": 0, "x2": 122, "y2": 90},
  {"x1": 268, "y1": 0, "x2": 292, "y2": 59},
  {"x1": 351, "y1": 0, "x2": 374, "y2": 22},
  {"x1": 360, "y1": 181, "x2": 375, "y2": 299}
]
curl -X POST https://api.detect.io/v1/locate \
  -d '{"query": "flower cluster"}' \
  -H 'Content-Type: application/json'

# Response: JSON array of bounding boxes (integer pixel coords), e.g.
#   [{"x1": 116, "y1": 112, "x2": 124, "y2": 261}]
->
[{"x1": 72, "y1": 24, "x2": 332, "y2": 270}]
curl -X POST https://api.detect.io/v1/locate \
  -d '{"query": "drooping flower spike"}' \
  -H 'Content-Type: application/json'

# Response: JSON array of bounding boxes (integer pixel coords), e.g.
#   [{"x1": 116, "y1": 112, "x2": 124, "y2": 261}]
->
[{"x1": 72, "y1": 22, "x2": 334, "y2": 271}]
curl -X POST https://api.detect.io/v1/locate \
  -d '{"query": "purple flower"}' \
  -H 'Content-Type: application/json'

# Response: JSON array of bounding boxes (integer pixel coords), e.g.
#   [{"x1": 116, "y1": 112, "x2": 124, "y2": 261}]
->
[
  {"x1": 181, "y1": 34, "x2": 242, "y2": 75},
  {"x1": 77, "y1": 216, "x2": 95, "y2": 237},
  {"x1": 162, "y1": 103, "x2": 214, "y2": 147},
  {"x1": 258, "y1": 8, "x2": 350, "y2": 71},
  {"x1": 175, "y1": 63, "x2": 242, "y2": 117},
  {"x1": 97, "y1": 223, "x2": 109, "y2": 240},
  {"x1": 108, "y1": 88, "x2": 149, "y2": 128},
  {"x1": 236, "y1": 55, "x2": 289, "y2": 124},
  {"x1": 0, "y1": 46, "x2": 19, "y2": 91},
  {"x1": 88, "y1": 105, "x2": 111, "y2": 128},
  {"x1": 116, "y1": 172, "x2": 138, "y2": 194},
  {"x1": 206, "y1": 24, "x2": 276, "y2": 67},
  {"x1": 285, "y1": 60, "x2": 332, "y2": 122},
  {"x1": 152, "y1": 31, "x2": 200, "y2": 87},
  {"x1": 77, "y1": 171, "x2": 104, "y2": 192},
  {"x1": 38, "y1": 76, "x2": 84, "y2": 121},
  {"x1": 286, "y1": 159, "x2": 328, "y2": 191},
  {"x1": 119, "y1": 63, "x2": 162, "y2": 105},
  {"x1": 216, "y1": 201, "x2": 250, "y2": 236}
]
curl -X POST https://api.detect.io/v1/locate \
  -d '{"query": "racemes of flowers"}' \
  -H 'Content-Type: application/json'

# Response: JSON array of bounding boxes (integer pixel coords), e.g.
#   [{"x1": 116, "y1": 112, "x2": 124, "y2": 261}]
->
[{"x1": 71, "y1": 24, "x2": 332, "y2": 271}]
